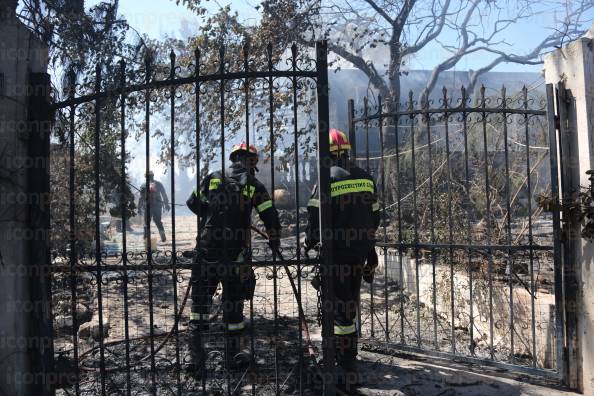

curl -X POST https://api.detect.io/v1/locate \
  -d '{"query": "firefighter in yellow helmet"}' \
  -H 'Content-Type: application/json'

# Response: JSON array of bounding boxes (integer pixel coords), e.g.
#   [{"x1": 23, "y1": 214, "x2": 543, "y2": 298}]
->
[
  {"x1": 305, "y1": 129, "x2": 380, "y2": 391},
  {"x1": 186, "y1": 142, "x2": 281, "y2": 376}
]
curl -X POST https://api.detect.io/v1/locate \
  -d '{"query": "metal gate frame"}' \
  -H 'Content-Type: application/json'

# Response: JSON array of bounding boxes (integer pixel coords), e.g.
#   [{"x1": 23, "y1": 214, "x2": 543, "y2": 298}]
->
[
  {"x1": 47, "y1": 40, "x2": 337, "y2": 396},
  {"x1": 548, "y1": 82, "x2": 580, "y2": 389},
  {"x1": 347, "y1": 84, "x2": 569, "y2": 383}
]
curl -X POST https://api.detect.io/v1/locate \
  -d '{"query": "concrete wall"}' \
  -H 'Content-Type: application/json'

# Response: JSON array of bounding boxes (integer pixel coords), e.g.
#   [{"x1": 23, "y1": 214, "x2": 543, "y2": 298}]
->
[
  {"x1": 544, "y1": 24, "x2": 594, "y2": 394},
  {"x1": 376, "y1": 250, "x2": 557, "y2": 368},
  {"x1": 0, "y1": 5, "x2": 49, "y2": 395}
]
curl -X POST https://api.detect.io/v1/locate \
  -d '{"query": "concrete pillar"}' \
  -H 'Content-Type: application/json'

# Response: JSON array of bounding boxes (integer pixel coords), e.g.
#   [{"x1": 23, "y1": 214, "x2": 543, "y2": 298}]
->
[
  {"x1": 544, "y1": 24, "x2": 594, "y2": 394},
  {"x1": 0, "y1": 3, "x2": 50, "y2": 395}
]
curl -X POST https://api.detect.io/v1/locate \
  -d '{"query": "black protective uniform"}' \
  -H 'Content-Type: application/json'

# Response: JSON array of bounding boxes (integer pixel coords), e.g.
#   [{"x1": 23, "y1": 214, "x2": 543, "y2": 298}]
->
[
  {"x1": 139, "y1": 179, "x2": 169, "y2": 241},
  {"x1": 305, "y1": 160, "x2": 380, "y2": 381},
  {"x1": 186, "y1": 162, "x2": 281, "y2": 368}
]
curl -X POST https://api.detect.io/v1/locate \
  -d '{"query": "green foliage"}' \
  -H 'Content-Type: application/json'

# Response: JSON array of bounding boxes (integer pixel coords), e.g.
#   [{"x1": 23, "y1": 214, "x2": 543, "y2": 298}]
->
[
  {"x1": 18, "y1": 1, "x2": 146, "y2": 254},
  {"x1": 146, "y1": 6, "x2": 318, "y2": 175}
]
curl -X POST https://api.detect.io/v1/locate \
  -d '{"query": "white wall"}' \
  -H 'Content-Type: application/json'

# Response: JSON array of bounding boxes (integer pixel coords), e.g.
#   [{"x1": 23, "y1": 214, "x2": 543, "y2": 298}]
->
[
  {"x1": 376, "y1": 249, "x2": 557, "y2": 368},
  {"x1": 544, "y1": 24, "x2": 594, "y2": 394}
]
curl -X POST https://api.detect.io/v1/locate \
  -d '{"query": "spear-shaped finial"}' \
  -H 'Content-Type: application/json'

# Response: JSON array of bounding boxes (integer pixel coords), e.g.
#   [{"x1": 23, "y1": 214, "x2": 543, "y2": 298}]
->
[
  {"x1": 67, "y1": 68, "x2": 77, "y2": 97},
  {"x1": 118, "y1": 59, "x2": 126, "y2": 87},
  {"x1": 144, "y1": 51, "x2": 152, "y2": 82},
  {"x1": 169, "y1": 50, "x2": 176, "y2": 78},
  {"x1": 95, "y1": 62, "x2": 102, "y2": 90},
  {"x1": 243, "y1": 40, "x2": 250, "y2": 61},
  {"x1": 267, "y1": 43, "x2": 273, "y2": 69},
  {"x1": 219, "y1": 45, "x2": 225, "y2": 72}
]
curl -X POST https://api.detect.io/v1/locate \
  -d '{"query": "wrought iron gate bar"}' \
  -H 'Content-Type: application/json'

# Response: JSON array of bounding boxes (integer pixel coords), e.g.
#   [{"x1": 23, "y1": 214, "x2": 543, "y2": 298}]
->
[
  {"x1": 243, "y1": 43, "x2": 258, "y2": 396},
  {"x1": 315, "y1": 40, "x2": 336, "y2": 396},
  {"x1": 375, "y1": 241, "x2": 553, "y2": 251},
  {"x1": 408, "y1": 92, "x2": 422, "y2": 349},
  {"x1": 291, "y1": 43, "x2": 305, "y2": 396},
  {"x1": 143, "y1": 51, "x2": 158, "y2": 396},
  {"x1": 349, "y1": 85, "x2": 563, "y2": 381},
  {"x1": 169, "y1": 51, "x2": 183, "y2": 393},
  {"x1": 93, "y1": 64, "x2": 108, "y2": 396},
  {"x1": 267, "y1": 43, "x2": 281, "y2": 396},
  {"x1": 392, "y1": 96, "x2": 406, "y2": 346},
  {"x1": 364, "y1": 97, "x2": 375, "y2": 338},
  {"x1": 522, "y1": 87, "x2": 538, "y2": 368},
  {"x1": 50, "y1": 41, "x2": 332, "y2": 396},
  {"x1": 118, "y1": 60, "x2": 132, "y2": 396},
  {"x1": 443, "y1": 87, "x2": 457, "y2": 355},
  {"x1": 501, "y1": 87, "x2": 515, "y2": 364},
  {"x1": 50, "y1": 259, "x2": 319, "y2": 273},
  {"x1": 461, "y1": 87, "x2": 475, "y2": 358},
  {"x1": 480, "y1": 86, "x2": 496, "y2": 361},
  {"x1": 67, "y1": 70, "x2": 81, "y2": 396},
  {"x1": 378, "y1": 96, "x2": 390, "y2": 344},
  {"x1": 424, "y1": 98, "x2": 439, "y2": 350},
  {"x1": 194, "y1": 47, "x2": 207, "y2": 395},
  {"x1": 50, "y1": 70, "x2": 318, "y2": 110},
  {"x1": 353, "y1": 107, "x2": 546, "y2": 122}
]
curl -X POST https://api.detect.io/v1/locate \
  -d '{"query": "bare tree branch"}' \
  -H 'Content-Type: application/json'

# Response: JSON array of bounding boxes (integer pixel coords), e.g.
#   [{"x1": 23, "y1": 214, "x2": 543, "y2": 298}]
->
[
  {"x1": 327, "y1": 42, "x2": 390, "y2": 96},
  {"x1": 403, "y1": 0, "x2": 451, "y2": 55},
  {"x1": 361, "y1": 0, "x2": 394, "y2": 25},
  {"x1": 418, "y1": 0, "x2": 592, "y2": 100}
]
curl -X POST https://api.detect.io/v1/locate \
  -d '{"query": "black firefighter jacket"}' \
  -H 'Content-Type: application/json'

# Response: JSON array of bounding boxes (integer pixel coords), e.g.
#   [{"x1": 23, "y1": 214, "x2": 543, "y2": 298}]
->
[
  {"x1": 306, "y1": 163, "x2": 380, "y2": 258},
  {"x1": 186, "y1": 163, "x2": 281, "y2": 255}
]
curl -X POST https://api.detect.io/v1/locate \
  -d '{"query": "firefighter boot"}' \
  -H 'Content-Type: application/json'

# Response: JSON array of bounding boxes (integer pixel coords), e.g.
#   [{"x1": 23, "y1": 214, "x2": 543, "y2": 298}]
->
[
  {"x1": 336, "y1": 333, "x2": 361, "y2": 392},
  {"x1": 225, "y1": 332, "x2": 250, "y2": 371},
  {"x1": 186, "y1": 321, "x2": 208, "y2": 379}
]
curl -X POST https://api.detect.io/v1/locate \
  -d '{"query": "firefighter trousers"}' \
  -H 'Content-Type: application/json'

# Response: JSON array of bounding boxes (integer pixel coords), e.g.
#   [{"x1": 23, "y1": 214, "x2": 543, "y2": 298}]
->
[
  {"x1": 190, "y1": 251, "x2": 245, "y2": 336},
  {"x1": 331, "y1": 253, "x2": 364, "y2": 367}
]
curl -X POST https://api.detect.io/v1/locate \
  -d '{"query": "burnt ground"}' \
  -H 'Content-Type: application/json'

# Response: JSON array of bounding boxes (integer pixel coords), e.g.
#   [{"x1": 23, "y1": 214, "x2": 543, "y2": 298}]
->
[{"x1": 51, "y1": 214, "x2": 567, "y2": 395}]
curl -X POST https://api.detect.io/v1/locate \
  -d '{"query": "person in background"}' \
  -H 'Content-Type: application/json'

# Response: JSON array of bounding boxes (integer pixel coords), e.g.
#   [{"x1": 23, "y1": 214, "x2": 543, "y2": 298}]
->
[{"x1": 138, "y1": 170, "x2": 170, "y2": 242}]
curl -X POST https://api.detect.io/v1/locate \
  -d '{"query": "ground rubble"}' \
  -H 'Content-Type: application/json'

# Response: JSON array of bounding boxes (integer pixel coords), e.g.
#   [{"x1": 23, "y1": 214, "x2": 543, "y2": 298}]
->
[{"x1": 355, "y1": 350, "x2": 577, "y2": 396}]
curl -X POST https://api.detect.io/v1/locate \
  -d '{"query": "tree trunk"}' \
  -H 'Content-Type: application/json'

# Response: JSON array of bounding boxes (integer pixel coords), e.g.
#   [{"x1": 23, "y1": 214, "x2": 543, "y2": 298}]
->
[{"x1": 387, "y1": 42, "x2": 402, "y2": 112}]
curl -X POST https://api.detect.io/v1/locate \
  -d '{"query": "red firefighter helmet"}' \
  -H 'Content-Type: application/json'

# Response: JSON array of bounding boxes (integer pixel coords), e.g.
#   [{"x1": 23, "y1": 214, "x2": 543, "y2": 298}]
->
[
  {"x1": 329, "y1": 128, "x2": 351, "y2": 154},
  {"x1": 229, "y1": 142, "x2": 259, "y2": 162}
]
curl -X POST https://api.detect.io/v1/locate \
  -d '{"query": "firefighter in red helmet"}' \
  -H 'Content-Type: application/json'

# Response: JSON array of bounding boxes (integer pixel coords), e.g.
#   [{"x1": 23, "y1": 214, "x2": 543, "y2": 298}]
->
[
  {"x1": 305, "y1": 128, "x2": 380, "y2": 391},
  {"x1": 186, "y1": 142, "x2": 281, "y2": 376}
]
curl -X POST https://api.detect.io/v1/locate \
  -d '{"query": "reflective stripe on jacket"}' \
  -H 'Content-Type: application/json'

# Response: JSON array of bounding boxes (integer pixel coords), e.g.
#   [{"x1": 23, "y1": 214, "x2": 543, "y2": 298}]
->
[
  {"x1": 186, "y1": 163, "x2": 281, "y2": 251},
  {"x1": 306, "y1": 162, "x2": 380, "y2": 257}
]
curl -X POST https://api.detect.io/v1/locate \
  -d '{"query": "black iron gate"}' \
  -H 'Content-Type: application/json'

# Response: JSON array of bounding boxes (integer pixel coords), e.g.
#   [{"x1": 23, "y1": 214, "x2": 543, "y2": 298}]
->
[
  {"x1": 48, "y1": 41, "x2": 336, "y2": 395},
  {"x1": 347, "y1": 84, "x2": 568, "y2": 381}
]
